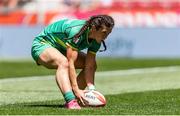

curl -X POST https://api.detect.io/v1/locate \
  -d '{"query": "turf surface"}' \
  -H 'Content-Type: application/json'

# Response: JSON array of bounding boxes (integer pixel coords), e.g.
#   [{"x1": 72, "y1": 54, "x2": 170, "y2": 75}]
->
[
  {"x1": 1, "y1": 67, "x2": 180, "y2": 106},
  {"x1": 1, "y1": 58, "x2": 180, "y2": 78},
  {"x1": 1, "y1": 58, "x2": 180, "y2": 115},
  {"x1": 0, "y1": 89, "x2": 180, "y2": 115}
]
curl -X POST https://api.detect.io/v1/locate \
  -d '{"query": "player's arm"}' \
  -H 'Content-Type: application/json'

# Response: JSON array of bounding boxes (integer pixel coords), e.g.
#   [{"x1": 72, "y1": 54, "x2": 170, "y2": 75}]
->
[
  {"x1": 85, "y1": 39, "x2": 101, "y2": 90},
  {"x1": 84, "y1": 51, "x2": 97, "y2": 90},
  {"x1": 66, "y1": 46, "x2": 78, "y2": 89},
  {"x1": 66, "y1": 46, "x2": 85, "y2": 104}
]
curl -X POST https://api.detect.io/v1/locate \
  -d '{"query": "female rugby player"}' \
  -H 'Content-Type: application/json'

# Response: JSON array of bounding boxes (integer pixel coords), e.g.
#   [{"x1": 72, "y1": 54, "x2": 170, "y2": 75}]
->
[{"x1": 31, "y1": 14, "x2": 114, "y2": 109}]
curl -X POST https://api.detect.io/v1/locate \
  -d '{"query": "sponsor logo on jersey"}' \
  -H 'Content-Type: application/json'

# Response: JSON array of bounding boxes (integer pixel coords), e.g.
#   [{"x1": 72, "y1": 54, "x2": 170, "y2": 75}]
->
[{"x1": 73, "y1": 38, "x2": 80, "y2": 44}]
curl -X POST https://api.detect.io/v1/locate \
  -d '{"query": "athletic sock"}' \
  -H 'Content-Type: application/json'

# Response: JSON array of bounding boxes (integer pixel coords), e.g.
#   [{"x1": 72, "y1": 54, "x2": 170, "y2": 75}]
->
[{"x1": 63, "y1": 91, "x2": 75, "y2": 103}]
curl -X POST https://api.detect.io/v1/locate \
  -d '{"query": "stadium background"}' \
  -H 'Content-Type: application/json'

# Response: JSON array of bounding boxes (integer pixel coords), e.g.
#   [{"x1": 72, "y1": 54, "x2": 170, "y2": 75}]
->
[
  {"x1": 1, "y1": 0, "x2": 180, "y2": 115},
  {"x1": 0, "y1": 0, "x2": 180, "y2": 59}
]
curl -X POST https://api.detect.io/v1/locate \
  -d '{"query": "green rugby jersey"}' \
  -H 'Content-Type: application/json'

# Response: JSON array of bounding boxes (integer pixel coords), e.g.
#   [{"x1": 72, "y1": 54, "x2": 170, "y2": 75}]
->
[{"x1": 36, "y1": 19, "x2": 101, "y2": 54}]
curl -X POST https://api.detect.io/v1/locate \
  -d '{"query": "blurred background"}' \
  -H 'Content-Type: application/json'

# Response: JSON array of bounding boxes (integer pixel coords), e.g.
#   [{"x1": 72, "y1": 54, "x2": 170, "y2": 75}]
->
[
  {"x1": 1, "y1": 1, "x2": 180, "y2": 113},
  {"x1": 0, "y1": 0, "x2": 180, "y2": 59}
]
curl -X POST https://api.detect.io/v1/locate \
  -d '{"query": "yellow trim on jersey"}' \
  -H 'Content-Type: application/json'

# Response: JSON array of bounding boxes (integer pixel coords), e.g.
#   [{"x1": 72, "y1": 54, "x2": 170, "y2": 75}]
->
[
  {"x1": 40, "y1": 39, "x2": 54, "y2": 46},
  {"x1": 55, "y1": 37, "x2": 78, "y2": 51},
  {"x1": 88, "y1": 51, "x2": 96, "y2": 55},
  {"x1": 56, "y1": 39, "x2": 67, "y2": 48},
  {"x1": 66, "y1": 43, "x2": 78, "y2": 51}
]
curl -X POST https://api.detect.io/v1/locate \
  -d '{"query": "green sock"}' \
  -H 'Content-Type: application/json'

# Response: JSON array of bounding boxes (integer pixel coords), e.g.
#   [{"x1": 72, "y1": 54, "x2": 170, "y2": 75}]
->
[{"x1": 63, "y1": 91, "x2": 75, "y2": 103}]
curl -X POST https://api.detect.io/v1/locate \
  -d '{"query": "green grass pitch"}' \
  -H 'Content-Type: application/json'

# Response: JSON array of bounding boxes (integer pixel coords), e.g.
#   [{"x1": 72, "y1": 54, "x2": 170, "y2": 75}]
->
[
  {"x1": 1, "y1": 89, "x2": 180, "y2": 115},
  {"x1": 0, "y1": 58, "x2": 180, "y2": 115}
]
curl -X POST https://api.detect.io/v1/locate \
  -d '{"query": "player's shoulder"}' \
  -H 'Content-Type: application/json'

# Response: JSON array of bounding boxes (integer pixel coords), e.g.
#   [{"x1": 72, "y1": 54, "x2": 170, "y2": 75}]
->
[
  {"x1": 53, "y1": 18, "x2": 86, "y2": 25},
  {"x1": 88, "y1": 40, "x2": 101, "y2": 54},
  {"x1": 63, "y1": 19, "x2": 86, "y2": 38},
  {"x1": 64, "y1": 19, "x2": 86, "y2": 27}
]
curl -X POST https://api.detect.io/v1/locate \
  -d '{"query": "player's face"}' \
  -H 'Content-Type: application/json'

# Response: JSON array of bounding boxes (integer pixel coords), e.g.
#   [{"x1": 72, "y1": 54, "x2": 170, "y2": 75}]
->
[{"x1": 90, "y1": 24, "x2": 112, "y2": 43}]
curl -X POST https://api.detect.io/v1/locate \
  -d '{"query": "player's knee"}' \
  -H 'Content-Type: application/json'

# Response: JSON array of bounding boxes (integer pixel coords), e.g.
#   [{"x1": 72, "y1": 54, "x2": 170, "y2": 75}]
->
[{"x1": 56, "y1": 58, "x2": 69, "y2": 69}]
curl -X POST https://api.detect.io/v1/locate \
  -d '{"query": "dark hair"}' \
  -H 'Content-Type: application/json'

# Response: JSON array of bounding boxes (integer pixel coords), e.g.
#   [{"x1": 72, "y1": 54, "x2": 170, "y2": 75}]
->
[{"x1": 74, "y1": 14, "x2": 114, "y2": 52}]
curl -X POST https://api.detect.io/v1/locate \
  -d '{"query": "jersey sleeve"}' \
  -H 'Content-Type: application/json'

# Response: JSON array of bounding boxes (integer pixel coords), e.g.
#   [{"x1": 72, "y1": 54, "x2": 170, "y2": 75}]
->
[
  {"x1": 64, "y1": 20, "x2": 86, "y2": 39},
  {"x1": 64, "y1": 25, "x2": 83, "y2": 50},
  {"x1": 66, "y1": 26, "x2": 82, "y2": 39},
  {"x1": 88, "y1": 40, "x2": 101, "y2": 55}
]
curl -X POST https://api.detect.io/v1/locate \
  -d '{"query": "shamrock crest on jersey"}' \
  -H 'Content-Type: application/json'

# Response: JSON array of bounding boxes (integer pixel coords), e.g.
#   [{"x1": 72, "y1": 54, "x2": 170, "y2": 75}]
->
[{"x1": 73, "y1": 37, "x2": 80, "y2": 44}]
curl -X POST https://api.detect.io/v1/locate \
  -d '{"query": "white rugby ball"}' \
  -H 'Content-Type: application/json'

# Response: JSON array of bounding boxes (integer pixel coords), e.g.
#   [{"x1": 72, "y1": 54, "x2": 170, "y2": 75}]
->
[{"x1": 84, "y1": 90, "x2": 106, "y2": 107}]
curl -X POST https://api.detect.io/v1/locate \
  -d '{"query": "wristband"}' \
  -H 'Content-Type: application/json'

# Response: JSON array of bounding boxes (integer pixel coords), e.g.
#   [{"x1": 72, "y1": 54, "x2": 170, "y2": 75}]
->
[{"x1": 88, "y1": 85, "x2": 95, "y2": 90}]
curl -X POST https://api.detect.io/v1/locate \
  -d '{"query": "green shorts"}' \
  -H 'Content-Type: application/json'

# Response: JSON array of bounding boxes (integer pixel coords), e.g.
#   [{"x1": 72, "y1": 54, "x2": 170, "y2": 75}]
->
[
  {"x1": 31, "y1": 37, "x2": 67, "y2": 63},
  {"x1": 31, "y1": 37, "x2": 52, "y2": 62}
]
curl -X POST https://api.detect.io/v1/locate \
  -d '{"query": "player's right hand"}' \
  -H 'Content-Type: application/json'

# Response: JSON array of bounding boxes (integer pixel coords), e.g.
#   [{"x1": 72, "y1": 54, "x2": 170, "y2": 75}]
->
[{"x1": 73, "y1": 89, "x2": 88, "y2": 106}]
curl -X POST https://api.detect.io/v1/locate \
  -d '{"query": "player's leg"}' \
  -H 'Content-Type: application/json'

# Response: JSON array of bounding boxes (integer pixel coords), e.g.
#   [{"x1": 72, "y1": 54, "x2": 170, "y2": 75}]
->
[
  {"x1": 74, "y1": 52, "x2": 86, "y2": 90},
  {"x1": 74, "y1": 52, "x2": 97, "y2": 90},
  {"x1": 37, "y1": 47, "x2": 80, "y2": 109},
  {"x1": 37, "y1": 47, "x2": 71, "y2": 92}
]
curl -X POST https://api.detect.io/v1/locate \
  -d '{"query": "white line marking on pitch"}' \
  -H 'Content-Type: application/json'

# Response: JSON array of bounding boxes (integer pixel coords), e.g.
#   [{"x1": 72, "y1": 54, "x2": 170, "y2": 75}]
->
[
  {"x1": 1, "y1": 66, "x2": 180, "y2": 106},
  {"x1": 0, "y1": 66, "x2": 180, "y2": 83}
]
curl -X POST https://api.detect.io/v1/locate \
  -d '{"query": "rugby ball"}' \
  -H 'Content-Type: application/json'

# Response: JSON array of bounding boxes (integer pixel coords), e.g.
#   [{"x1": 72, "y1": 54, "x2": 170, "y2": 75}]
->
[{"x1": 84, "y1": 90, "x2": 106, "y2": 107}]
